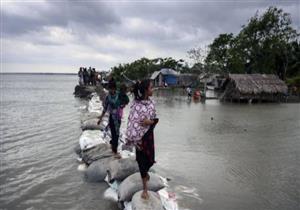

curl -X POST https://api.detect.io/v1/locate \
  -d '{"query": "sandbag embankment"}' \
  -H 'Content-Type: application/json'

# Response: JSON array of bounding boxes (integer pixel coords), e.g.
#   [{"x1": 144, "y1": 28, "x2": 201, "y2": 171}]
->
[
  {"x1": 118, "y1": 172, "x2": 165, "y2": 202},
  {"x1": 84, "y1": 156, "x2": 115, "y2": 182},
  {"x1": 74, "y1": 85, "x2": 106, "y2": 99},
  {"x1": 81, "y1": 143, "x2": 113, "y2": 165},
  {"x1": 131, "y1": 191, "x2": 164, "y2": 210},
  {"x1": 107, "y1": 158, "x2": 140, "y2": 183},
  {"x1": 81, "y1": 118, "x2": 108, "y2": 131},
  {"x1": 79, "y1": 130, "x2": 106, "y2": 151}
]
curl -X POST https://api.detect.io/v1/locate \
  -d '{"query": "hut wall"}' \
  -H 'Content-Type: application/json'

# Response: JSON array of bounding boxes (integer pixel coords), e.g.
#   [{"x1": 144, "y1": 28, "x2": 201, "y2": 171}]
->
[{"x1": 163, "y1": 75, "x2": 178, "y2": 86}]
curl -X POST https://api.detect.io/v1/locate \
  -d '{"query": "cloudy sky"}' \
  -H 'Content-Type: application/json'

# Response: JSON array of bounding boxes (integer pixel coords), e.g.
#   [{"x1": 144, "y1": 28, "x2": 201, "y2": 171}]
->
[{"x1": 1, "y1": 0, "x2": 299, "y2": 73}]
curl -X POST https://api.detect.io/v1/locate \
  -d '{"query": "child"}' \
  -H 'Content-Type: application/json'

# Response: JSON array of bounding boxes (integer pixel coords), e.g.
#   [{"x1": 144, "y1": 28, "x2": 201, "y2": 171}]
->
[
  {"x1": 118, "y1": 83, "x2": 129, "y2": 120},
  {"x1": 98, "y1": 78, "x2": 121, "y2": 158},
  {"x1": 126, "y1": 79, "x2": 159, "y2": 199}
]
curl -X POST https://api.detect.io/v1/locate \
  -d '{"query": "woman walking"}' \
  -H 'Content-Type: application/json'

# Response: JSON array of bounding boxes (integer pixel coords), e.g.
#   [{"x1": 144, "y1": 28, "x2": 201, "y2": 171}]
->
[
  {"x1": 97, "y1": 78, "x2": 122, "y2": 158},
  {"x1": 126, "y1": 79, "x2": 159, "y2": 199}
]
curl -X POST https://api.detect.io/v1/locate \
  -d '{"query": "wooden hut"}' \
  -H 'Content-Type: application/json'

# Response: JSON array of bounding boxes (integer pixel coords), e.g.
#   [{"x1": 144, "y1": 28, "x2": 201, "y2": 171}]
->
[
  {"x1": 220, "y1": 74, "x2": 288, "y2": 102},
  {"x1": 177, "y1": 74, "x2": 199, "y2": 87},
  {"x1": 150, "y1": 68, "x2": 179, "y2": 87}
]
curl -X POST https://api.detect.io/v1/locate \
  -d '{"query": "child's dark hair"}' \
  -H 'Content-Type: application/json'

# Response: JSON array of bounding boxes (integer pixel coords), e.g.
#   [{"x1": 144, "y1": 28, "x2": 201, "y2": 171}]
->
[
  {"x1": 120, "y1": 83, "x2": 127, "y2": 93},
  {"x1": 108, "y1": 78, "x2": 116, "y2": 90},
  {"x1": 133, "y1": 79, "x2": 151, "y2": 101},
  {"x1": 119, "y1": 83, "x2": 129, "y2": 106}
]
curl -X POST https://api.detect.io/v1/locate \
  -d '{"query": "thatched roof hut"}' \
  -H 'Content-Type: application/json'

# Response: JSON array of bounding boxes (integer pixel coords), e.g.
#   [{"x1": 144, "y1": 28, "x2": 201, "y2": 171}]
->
[{"x1": 221, "y1": 74, "x2": 288, "y2": 102}]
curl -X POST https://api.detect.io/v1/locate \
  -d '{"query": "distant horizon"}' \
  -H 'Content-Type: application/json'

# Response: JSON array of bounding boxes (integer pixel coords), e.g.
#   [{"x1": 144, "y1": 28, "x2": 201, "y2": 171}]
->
[
  {"x1": 0, "y1": 69, "x2": 112, "y2": 74},
  {"x1": 0, "y1": 72, "x2": 77, "y2": 75}
]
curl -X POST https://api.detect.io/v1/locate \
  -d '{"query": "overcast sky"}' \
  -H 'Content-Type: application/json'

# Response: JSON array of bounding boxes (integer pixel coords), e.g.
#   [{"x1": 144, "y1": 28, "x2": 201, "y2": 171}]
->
[{"x1": 1, "y1": 0, "x2": 299, "y2": 73}]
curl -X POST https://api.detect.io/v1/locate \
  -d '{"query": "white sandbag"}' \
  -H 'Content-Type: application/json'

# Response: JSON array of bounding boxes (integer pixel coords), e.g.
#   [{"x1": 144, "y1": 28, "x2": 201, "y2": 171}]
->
[
  {"x1": 77, "y1": 163, "x2": 88, "y2": 171},
  {"x1": 120, "y1": 149, "x2": 135, "y2": 158},
  {"x1": 88, "y1": 105, "x2": 102, "y2": 114},
  {"x1": 78, "y1": 105, "x2": 87, "y2": 111},
  {"x1": 79, "y1": 130, "x2": 105, "y2": 150},
  {"x1": 131, "y1": 191, "x2": 164, "y2": 210},
  {"x1": 158, "y1": 189, "x2": 179, "y2": 210},
  {"x1": 88, "y1": 95, "x2": 103, "y2": 113},
  {"x1": 81, "y1": 143, "x2": 113, "y2": 165},
  {"x1": 103, "y1": 187, "x2": 118, "y2": 202},
  {"x1": 85, "y1": 157, "x2": 115, "y2": 182},
  {"x1": 81, "y1": 118, "x2": 106, "y2": 131},
  {"x1": 107, "y1": 158, "x2": 139, "y2": 183},
  {"x1": 118, "y1": 172, "x2": 165, "y2": 202}
]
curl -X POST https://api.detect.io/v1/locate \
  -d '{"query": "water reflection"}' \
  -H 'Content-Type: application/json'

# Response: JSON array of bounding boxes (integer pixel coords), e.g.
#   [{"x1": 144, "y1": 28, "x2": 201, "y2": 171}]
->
[{"x1": 152, "y1": 88, "x2": 300, "y2": 210}]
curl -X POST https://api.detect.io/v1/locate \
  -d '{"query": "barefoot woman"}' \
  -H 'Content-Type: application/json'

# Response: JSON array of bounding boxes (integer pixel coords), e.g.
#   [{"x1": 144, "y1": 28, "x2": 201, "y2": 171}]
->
[
  {"x1": 126, "y1": 79, "x2": 159, "y2": 199},
  {"x1": 97, "y1": 78, "x2": 122, "y2": 158}
]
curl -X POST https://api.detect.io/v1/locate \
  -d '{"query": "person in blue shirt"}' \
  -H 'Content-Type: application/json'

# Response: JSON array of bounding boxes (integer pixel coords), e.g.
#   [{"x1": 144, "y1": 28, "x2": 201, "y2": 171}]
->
[{"x1": 97, "y1": 79, "x2": 129, "y2": 158}]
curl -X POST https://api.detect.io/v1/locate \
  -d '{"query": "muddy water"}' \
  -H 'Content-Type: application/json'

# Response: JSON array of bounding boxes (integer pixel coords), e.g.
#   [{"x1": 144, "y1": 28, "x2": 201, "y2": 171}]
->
[
  {"x1": 153, "y1": 89, "x2": 300, "y2": 210},
  {"x1": 1, "y1": 74, "x2": 299, "y2": 210}
]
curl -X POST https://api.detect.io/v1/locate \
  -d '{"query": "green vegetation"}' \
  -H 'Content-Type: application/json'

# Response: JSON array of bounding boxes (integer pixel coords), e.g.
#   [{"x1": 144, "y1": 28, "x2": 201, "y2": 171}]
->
[
  {"x1": 286, "y1": 76, "x2": 300, "y2": 86},
  {"x1": 190, "y1": 7, "x2": 299, "y2": 80},
  {"x1": 110, "y1": 7, "x2": 299, "y2": 84},
  {"x1": 110, "y1": 57, "x2": 189, "y2": 83}
]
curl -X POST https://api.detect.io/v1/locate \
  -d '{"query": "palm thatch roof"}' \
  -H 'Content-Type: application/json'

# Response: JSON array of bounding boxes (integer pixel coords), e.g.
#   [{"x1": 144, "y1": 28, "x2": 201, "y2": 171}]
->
[{"x1": 226, "y1": 74, "x2": 287, "y2": 94}]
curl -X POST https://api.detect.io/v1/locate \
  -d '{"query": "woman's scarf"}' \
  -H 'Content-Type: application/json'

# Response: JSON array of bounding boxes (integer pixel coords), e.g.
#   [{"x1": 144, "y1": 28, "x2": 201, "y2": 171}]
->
[
  {"x1": 126, "y1": 99, "x2": 156, "y2": 144},
  {"x1": 103, "y1": 93, "x2": 120, "y2": 115}
]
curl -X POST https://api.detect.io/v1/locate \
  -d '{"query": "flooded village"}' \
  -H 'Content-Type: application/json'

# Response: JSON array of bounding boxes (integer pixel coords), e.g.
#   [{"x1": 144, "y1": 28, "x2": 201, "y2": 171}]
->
[
  {"x1": 75, "y1": 67, "x2": 299, "y2": 103},
  {"x1": 2, "y1": 2, "x2": 299, "y2": 210},
  {"x1": 73, "y1": 63, "x2": 300, "y2": 210},
  {"x1": 72, "y1": 6, "x2": 300, "y2": 210}
]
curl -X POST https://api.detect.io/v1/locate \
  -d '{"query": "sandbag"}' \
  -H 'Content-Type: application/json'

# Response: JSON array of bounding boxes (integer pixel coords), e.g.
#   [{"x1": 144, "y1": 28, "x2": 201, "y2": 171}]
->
[
  {"x1": 81, "y1": 143, "x2": 113, "y2": 165},
  {"x1": 74, "y1": 144, "x2": 81, "y2": 155},
  {"x1": 88, "y1": 95, "x2": 103, "y2": 113},
  {"x1": 81, "y1": 118, "x2": 106, "y2": 131},
  {"x1": 84, "y1": 157, "x2": 115, "y2": 182},
  {"x1": 118, "y1": 172, "x2": 165, "y2": 202},
  {"x1": 131, "y1": 191, "x2": 164, "y2": 210},
  {"x1": 107, "y1": 158, "x2": 139, "y2": 183},
  {"x1": 81, "y1": 112, "x2": 102, "y2": 123},
  {"x1": 79, "y1": 130, "x2": 105, "y2": 150}
]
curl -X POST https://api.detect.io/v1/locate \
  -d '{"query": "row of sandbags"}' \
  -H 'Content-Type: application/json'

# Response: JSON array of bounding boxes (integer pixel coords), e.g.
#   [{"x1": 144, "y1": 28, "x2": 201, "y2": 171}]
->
[{"x1": 76, "y1": 93, "x2": 177, "y2": 210}]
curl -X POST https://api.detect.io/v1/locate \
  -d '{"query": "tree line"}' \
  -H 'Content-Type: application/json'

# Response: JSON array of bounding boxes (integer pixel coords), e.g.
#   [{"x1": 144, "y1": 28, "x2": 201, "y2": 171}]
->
[
  {"x1": 189, "y1": 7, "x2": 299, "y2": 80},
  {"x1": 110, "y1": 57, "x2": 190, "y2": 83}
]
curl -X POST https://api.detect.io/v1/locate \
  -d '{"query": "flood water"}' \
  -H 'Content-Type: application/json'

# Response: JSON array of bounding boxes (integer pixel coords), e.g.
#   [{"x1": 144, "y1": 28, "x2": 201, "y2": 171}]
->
[
  {"x1": 154, "y1": 89, "x2": 300, "y2": 210},
  {"x1": 1, "y1": 74, "x2": 299, "y2": 210}
]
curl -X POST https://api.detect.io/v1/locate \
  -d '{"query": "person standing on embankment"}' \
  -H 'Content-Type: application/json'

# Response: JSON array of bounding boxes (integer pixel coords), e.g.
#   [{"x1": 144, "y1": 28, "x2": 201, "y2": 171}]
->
[
  {"x1": 126, "y1": 79, "x2": 159, "y2": 200},
  {"x1": 97, "y1": 78, "x2": 124, "y2": 158},
  {"x1": 117, "y1": 83, "x2": 130, "y2": 120}
]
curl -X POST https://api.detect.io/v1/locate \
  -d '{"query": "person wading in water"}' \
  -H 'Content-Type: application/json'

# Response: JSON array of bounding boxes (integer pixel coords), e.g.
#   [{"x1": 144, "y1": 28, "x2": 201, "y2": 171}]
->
[{"x1": 126, "y1": 79, "x2": 159, "y2": 199}]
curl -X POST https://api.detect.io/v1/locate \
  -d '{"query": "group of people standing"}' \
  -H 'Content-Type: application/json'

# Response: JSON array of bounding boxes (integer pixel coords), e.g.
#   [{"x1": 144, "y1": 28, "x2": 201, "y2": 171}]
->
[
  {"x1": 97, "y1": 78, "x2": 158, "y2": 200},
  {"x1": 78, "y1": 67, "x2": 99, "y2": 86}
]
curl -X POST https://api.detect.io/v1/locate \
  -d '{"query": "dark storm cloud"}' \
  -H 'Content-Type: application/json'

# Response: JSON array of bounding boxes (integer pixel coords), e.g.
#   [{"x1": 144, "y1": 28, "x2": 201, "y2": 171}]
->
[
  {"x1": 1, "y1": 0, "x2": 299, "y2": 73},
  {"x1": 2, "y1": 1, "x2": 120, "y2": 36},
  {"x1": 2, "y1": 1, "x2": 298, "y2": 42},
  {"x1": 112, "y1": 1, "x2": 299, "y2": 39},
  {"x1": 2, "y1": 3, "x2": 66, "y2": 35}
]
